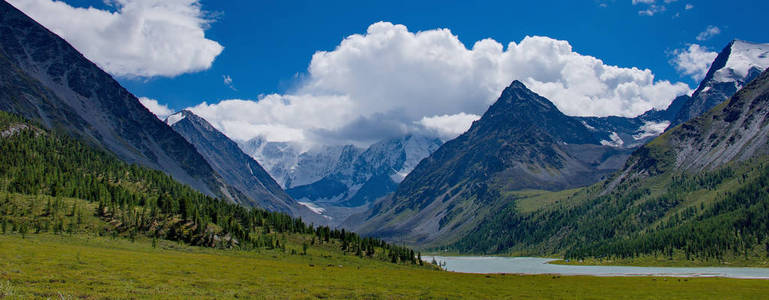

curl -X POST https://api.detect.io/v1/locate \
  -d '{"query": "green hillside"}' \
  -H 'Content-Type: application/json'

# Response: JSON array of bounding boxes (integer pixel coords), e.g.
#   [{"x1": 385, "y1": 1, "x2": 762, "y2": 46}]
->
[
  {"x1": 0, "y1": 110, "x2": 419, "y2": 265},
  {"x1": 450, "y1": 158, "x2": 769, "y2": 265}
]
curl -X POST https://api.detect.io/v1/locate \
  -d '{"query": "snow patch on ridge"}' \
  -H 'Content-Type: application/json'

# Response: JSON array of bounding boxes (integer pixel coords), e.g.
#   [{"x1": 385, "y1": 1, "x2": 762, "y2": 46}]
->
[
  {"x1": 633, "y1": 121, "x2": 670, "y2": 140},
  {"x1": 165, "y1": 112, "x2": 186, "y2": 126},
  {"x1": 297, "y1": 201, "x2": 326, "y2": 215},
  {"x1": 581, "y1": 121, "x2": 596, "y2": 131},
  {"x1": 600, "y1": 132, "x2": 624, "y2": 147}
]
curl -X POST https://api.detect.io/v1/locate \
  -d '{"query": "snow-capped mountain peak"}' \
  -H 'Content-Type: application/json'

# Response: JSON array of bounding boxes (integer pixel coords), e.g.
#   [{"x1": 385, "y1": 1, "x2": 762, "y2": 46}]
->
[
  {"x1": 712, "y1": 40, "x2": 769, "y2": 86},
  {"x1": 670, "y1": 40, "x2": 769, "y2": 128}
]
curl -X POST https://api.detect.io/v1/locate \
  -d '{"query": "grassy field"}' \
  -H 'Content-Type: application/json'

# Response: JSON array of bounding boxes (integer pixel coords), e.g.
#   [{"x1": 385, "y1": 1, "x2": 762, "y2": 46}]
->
[{"x1": 1, "y1": 234, "x2": 769, "y2": 299}]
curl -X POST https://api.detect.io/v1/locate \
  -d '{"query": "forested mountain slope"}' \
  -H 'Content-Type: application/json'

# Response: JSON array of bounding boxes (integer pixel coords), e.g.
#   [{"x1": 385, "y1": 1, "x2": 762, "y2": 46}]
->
[
  {"x1": 450, "y1": 69, "x2": 769, "y2": 263},
  {"x1": 0, "y1": 110, "x2": 420, "y2": 265},
  {"x1": 0, "y1": 1, "x2": 237, "y2": 201}
]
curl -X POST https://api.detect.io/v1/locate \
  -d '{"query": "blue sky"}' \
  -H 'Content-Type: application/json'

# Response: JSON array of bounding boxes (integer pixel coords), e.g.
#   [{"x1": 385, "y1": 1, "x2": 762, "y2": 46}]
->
[
  {"x1": 119, "y1": 0, "x2": 766, "y2": 109},
  {"x1": 10, "y1": 0, "x2": 769, "y2": 146}
]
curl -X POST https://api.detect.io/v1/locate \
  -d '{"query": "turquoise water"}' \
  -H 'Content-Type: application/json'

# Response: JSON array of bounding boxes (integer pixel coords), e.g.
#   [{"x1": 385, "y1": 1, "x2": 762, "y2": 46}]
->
[{"x1": 424, "y1": 256, "x2": 769, "y2": 278}]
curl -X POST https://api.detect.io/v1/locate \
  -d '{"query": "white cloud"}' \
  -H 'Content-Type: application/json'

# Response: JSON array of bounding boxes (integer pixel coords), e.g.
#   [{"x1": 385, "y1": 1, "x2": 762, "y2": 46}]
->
[
  {"x1": 632, "y1": 0, "x2": 681, "y2": 16},
  {"x1": 223, "y1": 74, "x2": 236, "y2": 90},
  {"x1": 685, "y1": 3, "x2": 694, "y2": 10},
  {"x1": 670, "y1": 44, "x2": 718, "y2": 81},
  {"x1": 189, "y1": 95, "x2": 357, "y2": 144},
  {"x1": 189, "y1": 22, "x2": 691, "y2": 148},
  {"x1": 8, "y1": 0, "x2": 223, "y2": 77},
  {"x1": 418, "y1": 113, "x2": 481, "y2": 139},
  {"x1": 138, "y1": 97, "x2": 174, "y2": 119},
  {"x1": 696, "y1": 25, "x2": 721, "y2": 41},
  {"x1": 637, "y1": 4, "x2": 665, "y2": 16}
]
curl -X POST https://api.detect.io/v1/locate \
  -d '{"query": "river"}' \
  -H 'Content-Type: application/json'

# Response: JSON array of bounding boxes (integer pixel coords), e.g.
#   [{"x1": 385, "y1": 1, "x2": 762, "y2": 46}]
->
[{"x1": 423, "y1": 256, "x2": 769, "y2": 279}]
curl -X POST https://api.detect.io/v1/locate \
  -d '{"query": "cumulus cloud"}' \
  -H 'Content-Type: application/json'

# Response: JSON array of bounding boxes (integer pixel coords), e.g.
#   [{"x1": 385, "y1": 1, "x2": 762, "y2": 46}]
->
[
  {"x1": 190, "y1": 22, "x2": 691, "y2": 148},
  {"x1": 138, "y1": 97, "x2": 174, "y2": 119},
  {"x1": 696, "y1": 25, "x2": 721, "y2": 41},
  {"x1": 418, "y1": 113, "x2": 481, "y2": 139},
  {"x1": 685, "y1": 3, "x2": 694, "y2": 10},
  {"x1": 670, "y1": 44, "x2": 718, "y2": 81},
  {"x1": 8, "y1": 0, "x2": 223, "y2": 77},
  {"x1": 189, "y1": 95, "x2": 356, "y2": 143}
]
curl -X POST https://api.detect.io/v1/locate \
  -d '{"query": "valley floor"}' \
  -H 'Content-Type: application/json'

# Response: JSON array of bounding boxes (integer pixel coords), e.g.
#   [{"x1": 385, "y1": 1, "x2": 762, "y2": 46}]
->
[{"x1": 1, "y1": 234, "x2": 768, "y2": 299}]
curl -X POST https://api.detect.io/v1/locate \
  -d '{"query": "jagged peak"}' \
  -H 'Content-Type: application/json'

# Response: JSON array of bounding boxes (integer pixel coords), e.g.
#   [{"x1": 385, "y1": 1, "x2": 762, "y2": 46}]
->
[
  {"x1": 166, "y1": 110, "x2": 223, "y2": 137},
  {"x1": 507, "y1": 80, "x2": 527, "y2": 89},
  {"x1": 166, "y1": 109, "x2": 204, "y2": 126},
  {"x1": 165, "y1": 111, "x2": 187, "y2": 126},
  {"x1": 701, "y1": 39, "x2": 769, "y2": 87},
  {"x1": 490, "y1": 79, "x2": 559, "y2": 114}
]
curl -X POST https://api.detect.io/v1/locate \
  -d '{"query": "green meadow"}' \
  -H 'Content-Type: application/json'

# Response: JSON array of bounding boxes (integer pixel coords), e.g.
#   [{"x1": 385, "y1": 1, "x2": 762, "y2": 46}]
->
[{"x1": 1, "y1": 233, "x2": 768, "y2": 299}]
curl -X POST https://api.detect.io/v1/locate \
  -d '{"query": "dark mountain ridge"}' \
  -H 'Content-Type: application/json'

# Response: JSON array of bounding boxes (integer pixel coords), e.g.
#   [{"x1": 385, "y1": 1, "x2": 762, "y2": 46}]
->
[
  {"x1": 0, "y1": 1, "x2": 240, "y2": 201},
  {"x1": 166, "y1": 110, "x2": 323, "y2": 223}
]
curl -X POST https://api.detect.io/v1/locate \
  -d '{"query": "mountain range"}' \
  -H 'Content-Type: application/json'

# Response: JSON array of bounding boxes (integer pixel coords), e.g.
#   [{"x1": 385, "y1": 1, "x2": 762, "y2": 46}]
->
[
  {"x1": 348, "y1": 39, "x2": 769, "y2": 249},
  {"x1": 236, "y1": 89, "x2": 686, "y2": 225},
  {"x1": 239, "y1": 134, "x2": 443, "y2": 224},
  {"x1": 4, "y1": 0, "x2": 769, "y2": 264}
]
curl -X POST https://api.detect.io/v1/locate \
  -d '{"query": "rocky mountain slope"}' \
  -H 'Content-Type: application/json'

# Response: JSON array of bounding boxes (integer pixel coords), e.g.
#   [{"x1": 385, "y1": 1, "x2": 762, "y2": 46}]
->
[
  {"x1": 166, "y1": 110, "x2": 323, "y2": 222},
  {"x1": 618, "y1": 68, "x2": 769, "y2": 184},
  {"x1": 670, "y1": 40, "x2": 769, "y2": 128},
  {"x1": 0, "y1": 1, "x2": 239, "y2": 201},
  {"x1": 349, "y1": 81, "x2": 634, "y2": 245}
]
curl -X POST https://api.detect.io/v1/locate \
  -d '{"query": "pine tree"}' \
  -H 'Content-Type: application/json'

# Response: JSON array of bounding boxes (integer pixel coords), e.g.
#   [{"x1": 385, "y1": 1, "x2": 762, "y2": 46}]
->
[{"x1": 19, "y1": 221, "x2": 28, "y2": 239}]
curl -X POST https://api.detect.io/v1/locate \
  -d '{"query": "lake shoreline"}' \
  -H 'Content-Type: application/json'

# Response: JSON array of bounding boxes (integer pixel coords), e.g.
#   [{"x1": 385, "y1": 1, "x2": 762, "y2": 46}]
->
[
  {"x1": 549, "y1": 258, "x2": 769, "y2": 269},
  {"x1": 424, "y1": 256, "x2": 769, "y2": 279}
]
